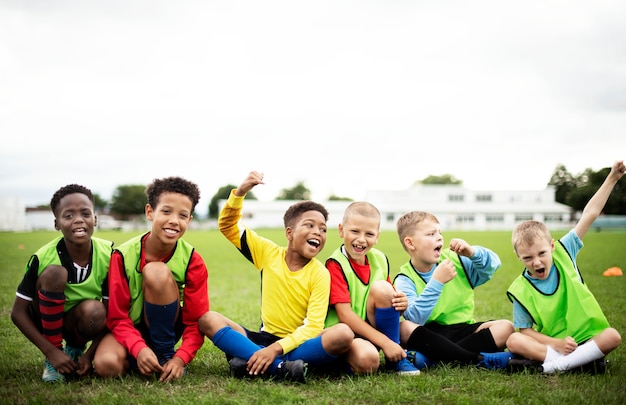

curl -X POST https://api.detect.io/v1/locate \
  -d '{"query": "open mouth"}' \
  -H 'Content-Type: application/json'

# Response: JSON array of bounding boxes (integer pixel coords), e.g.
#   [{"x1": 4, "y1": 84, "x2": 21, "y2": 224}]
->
[{"x1": 307, "y1": 239, "x2": 320, "y2": 248}]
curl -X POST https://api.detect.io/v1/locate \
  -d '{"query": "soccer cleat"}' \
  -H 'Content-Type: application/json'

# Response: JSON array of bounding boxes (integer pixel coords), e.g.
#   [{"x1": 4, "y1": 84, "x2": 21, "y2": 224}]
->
[
  {"x1": 479, "y1": 351, "x2": 513, "y2": 370},
  {"x1": 577, "y1": 357, "x2": 607, "y2": 375},
  {"x1": 406, "y1": 350, "x2": 434, "y2": 370},
  {"x1": 506, "y1": 358, "x2": 544, "y2": 373},
  {"x1": 64, "y1": 345, "x2": 84, "y2": 363},
  {"x1": 391, "y1": 358, "x2": 421, "y2": 376},
  {"x1": 42, "y1": 359, "x2": 65, "y2": 383},
  {"x1": 275, "y1": 359, "x2": 307, "y2": 383},
  {"x1": 229, "y1": 357, "x2": 251, "y2": 378}
]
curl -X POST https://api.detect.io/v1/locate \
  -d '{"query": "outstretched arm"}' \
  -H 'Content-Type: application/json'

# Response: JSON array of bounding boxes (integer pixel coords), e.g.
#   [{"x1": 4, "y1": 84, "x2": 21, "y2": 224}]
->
[{"x1": 574, "y1": 160, "x2": 625, "y2": 240}]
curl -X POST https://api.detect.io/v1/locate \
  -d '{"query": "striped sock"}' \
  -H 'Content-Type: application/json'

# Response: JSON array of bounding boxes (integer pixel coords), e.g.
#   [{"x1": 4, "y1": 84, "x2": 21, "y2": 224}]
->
[{"x1": 38, "y1": 289, "x2": 65, "y2": 349}]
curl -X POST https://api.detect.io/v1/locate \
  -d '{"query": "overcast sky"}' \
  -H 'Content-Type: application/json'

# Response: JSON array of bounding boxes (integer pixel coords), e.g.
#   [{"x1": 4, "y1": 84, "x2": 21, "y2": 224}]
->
[{"x1": 1, "y1": 0, "x2": 625, "y2": 216}]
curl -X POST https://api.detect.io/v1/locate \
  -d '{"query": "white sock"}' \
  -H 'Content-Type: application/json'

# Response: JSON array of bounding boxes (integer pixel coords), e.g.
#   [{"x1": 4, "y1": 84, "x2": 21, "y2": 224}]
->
[
  {"x1": 543, "y1": 346, "x2": 562, "y2": 363},
  {"x1": 542, "y1": 340, "x2": 604, "y2": 374}
]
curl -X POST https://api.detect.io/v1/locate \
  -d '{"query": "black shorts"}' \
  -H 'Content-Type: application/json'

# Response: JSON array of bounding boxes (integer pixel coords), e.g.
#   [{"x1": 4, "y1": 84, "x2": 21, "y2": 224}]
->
[{"x1": 424, "y1": 321, "x2": 485, "y2": 343}]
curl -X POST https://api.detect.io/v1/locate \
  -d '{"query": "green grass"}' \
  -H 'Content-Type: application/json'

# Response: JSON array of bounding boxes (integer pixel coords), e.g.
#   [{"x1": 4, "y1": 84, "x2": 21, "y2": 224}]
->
[{"x1": 1, "y1": 229, "x2": 625, "y2": 404}]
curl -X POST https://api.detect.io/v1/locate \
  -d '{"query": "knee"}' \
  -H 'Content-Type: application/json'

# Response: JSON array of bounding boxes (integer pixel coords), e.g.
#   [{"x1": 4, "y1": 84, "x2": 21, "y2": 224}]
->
[
  {"x1": 198, "y1": 311, "x2": 223, "y2": 339},
  {"x1": 93, "y1": 351, "x2": 126, "y2": 378},
  {"x1": 77, "y1": 300, "x2": 107, "y2": 337},
  {"x1": 602, "y1": 328, "x2": 621, "y2": 352},
  {"x1": 352, "y1": 351, "x2": 380, "y2": 375},
  {"x1": 324, "y1": 323, "x2": 354, "y2": 355},
  {"x1": 369, "y1": 280, "x2": 395, "y2": 303},
  {"x1": 38, "y1": 265, "x2": 68, "y2": 291},
  {"x1": 142, "y1": 262, "x2": 175, "y2": 291},
  {"x1": 505, "y1": 332, "x2": 524, "y2": 352}
]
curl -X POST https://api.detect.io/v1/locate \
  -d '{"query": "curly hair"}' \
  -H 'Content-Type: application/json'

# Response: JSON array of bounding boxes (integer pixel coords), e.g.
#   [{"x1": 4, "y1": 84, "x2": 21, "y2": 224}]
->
[
  {"x1": 145, "y1": 176, "x2": 201, "y2": 212},
  {"x1": 50, "y1": 184, "x2": 95, "y2": 215},
  {"x1": 283, "y1": 200, "x2": 329, "y2": 228}
]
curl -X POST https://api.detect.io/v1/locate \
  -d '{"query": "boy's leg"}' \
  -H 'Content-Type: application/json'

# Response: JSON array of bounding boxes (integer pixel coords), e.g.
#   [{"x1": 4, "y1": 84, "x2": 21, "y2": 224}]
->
[
  {"x1": 404, "y1": 323, "x2": 479, "y2": 365},
  {"x1": 542, "y1": 329, "x2": 621, "y2": 374},
  {"x1": 63, "y1": 299, "x2": 107, "y2": 354},
  {"x1": 142, "y1": 262, "x2": 180, "y2": 364},
  {"x1": 93, "y1": 333, "x2": 130, "y2": 378},
  {"x1": 37, "y1": 265, "x2": 68, "y2": 351},
  {"x1": 342, "y1": 338, "x2": 380, "y2": 374},
  {"x1": 36, "y1": 265, "x2": 68, "y2": 382},
  {"x1": 287, "y1": 323, "x2": 352, "y2": 366},
  {"x1": 367, "y1": 281, "x2": 419, "y2": 374}
]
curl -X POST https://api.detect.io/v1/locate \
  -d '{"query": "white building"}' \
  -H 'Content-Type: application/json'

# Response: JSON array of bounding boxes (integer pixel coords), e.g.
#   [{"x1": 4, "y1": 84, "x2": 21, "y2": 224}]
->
[{"x1": 220, "y1": 184, "x2": 573, "y2": 231}]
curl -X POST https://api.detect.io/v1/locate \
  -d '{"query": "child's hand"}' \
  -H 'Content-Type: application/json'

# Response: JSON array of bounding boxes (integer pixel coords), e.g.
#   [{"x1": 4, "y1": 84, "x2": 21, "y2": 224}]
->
[
  {"x1": 432, "y1": 259, "x2": 457, "y2": 284},
  {"x1": 47, "y1": 347, "x2": 77, "y2": 376},
  {"x1": 235, "y1": 171, "x2": 265, "y2": 196},
  {"x1": 391, "y1": 290, "x2": 408, "y2": 312},
  {"x1": 609, "y1": 160, "x2": 626, "y2": 181},
  {"x1": 136, "y1": 347, "x2": 164, "y2": 376},
  {"x1": 449, "y1": 238, "x2": 474, "y2": 257},
  {"x1": 246, "y1": 343, "x2": 281, "y2": 376},
  {"x1": 554, "y1": 336, "x2": 578, "y2": 355},
  {"x1": 159, "y1": 356, "x2": 185, "y2": 382}
]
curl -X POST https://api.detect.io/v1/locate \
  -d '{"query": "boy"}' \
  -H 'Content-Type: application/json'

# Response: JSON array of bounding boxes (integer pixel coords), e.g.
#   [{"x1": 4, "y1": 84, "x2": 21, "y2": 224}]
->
[
  {"x1": 394, "y1": 211, "x2": 521, "y2": 370},
  {"x1": 506, "y1": 160, "x2": 624, "y2": 374},
  {"x1": 93, "y1": 176, "x2": 209, "y2": 383},
  {"x1": 11, "y1": 184, "x2": 113, "y2": 382},
  {"x1": 198, "y1": 171, "x2": 353, "y2": 383},
  {"x1": 325, "y1": 201, "x2": 420, "y2": 375}
]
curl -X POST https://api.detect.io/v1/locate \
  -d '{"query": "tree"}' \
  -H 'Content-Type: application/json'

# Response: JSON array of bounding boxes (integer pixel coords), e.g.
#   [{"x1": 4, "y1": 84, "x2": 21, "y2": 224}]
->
[
  {"x1": 549, "y1": 164, "x2": 626, "y2": 214},
  {"x1": 417, "y1": 174, "x2": 462, "y2": 185},
  {"x1": 328, "y1": 194, "x2": 353, "y2": 201},
  {"x1": 276, "y1": 181, "x2": 310, "y2": 200},
  {"x1": 208, "y1": 185, "x2": 257, "y2": 219},
  {"x1": 548, "y1": 163, "x2": 575, "y2": 205},
  {"x1": 93, "y1": 193, "x2": 108, "y2": 213},
  {"x1": 109, "y1": 184, "x2": 147, "y2": 220}
]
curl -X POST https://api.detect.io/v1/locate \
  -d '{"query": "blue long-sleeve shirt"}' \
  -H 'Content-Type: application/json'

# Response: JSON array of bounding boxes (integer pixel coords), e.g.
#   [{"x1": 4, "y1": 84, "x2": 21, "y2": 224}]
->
[{"x1": 396, "y1": 246, "x2": 501, "y2": 325}]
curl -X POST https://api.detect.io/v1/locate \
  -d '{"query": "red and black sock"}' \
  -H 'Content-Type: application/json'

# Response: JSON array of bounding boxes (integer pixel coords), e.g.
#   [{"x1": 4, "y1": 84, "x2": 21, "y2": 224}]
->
[{"x1": 38, "y1": 289, "x2": 65, "y2": 349}]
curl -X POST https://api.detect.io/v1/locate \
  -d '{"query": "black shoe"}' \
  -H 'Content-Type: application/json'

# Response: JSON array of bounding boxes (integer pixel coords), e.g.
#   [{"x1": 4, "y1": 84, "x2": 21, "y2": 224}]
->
[
  {"x1": 577, "y1": 358, "x2": 607, "y2": 375},
  {"x1": 276, "y1": 359, "x2": 307, "y2": 383},
  {"x1": 229, "y1": 357, "x2": 250, "y2": 378},
  {"x1": 506, "y1": 358, "x2": 544, "y2": 373}
]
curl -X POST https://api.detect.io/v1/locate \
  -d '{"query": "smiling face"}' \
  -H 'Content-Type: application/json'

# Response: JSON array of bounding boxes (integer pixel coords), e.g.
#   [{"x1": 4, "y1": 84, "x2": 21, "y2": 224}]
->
[
  {"x1": 54, "y1": 192, "x2": 97, "y2": 246},
  {"x1": 286, "y1": 210, "x2": 327, "y2": 260},
  {"x1": 339, "y1": 213, "x2": 380, "y2": 265},
  {"x1": 145, "y1": 191, "x2": 193, "y2": 249},
  {"x1": 514, "y1": 237, "x2": 555, "y2": 280}
]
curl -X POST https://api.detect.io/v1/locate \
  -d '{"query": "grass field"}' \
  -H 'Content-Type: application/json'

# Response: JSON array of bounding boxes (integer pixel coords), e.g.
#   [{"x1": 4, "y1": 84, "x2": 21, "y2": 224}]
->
[{"x1": 1, "y1": 228, "x2": 625, "y2": 404}]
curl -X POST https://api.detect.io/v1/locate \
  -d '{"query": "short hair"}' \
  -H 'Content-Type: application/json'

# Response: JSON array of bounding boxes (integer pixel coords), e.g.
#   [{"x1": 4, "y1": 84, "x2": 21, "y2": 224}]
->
[
  {"x1": 343, "y1": 201, "x2": 380, "y2": 223},
  {"x1": 396, "y1": 211, "x2": 439, "y2": 249},
  {"x1": 145, "y1": 176, "x2": 201, "y2": 213},
  {"x1": 50, "y1": 184, "x2": 95, "y2": 216},
  {"x1": 512, "y1": 220, "x2": 552, "y2": 253},
  {"x1": 283, "y1": 200, "x2": 329, "y2": 228}
]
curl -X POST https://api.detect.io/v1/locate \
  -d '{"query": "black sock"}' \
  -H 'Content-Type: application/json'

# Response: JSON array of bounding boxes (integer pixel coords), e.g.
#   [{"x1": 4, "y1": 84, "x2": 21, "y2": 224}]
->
[
  {"x1": 406, "y1": 327, "x2": 480, "y2": 365},
  {"x1": 456, "y1": 328, "x2": 498, "y2": 353}
]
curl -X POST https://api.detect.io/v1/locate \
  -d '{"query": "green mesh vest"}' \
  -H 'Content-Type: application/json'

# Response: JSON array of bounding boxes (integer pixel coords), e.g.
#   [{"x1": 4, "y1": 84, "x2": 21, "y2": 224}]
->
[
  {"x1": 325, "y1": 247, "x2": 389, "y2": 328},
  {"x1": 507, "y1": 241, "x2": 609, "y2": 343},
  {"x1": 116, "y1": 233, "x2": 194, "y2": 324},
  {"x1": 394, "y1": 249, "x2": 475, "y2": 325},
  {"x1": 34, "y1": 236, "x2": 113, "y2": 311}
]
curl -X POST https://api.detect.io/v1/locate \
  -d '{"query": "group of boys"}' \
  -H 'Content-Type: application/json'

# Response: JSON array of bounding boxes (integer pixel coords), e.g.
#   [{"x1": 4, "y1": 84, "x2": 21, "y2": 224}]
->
[{"x1": 11, "y1": 161, "x2": 625, "y2": 383}]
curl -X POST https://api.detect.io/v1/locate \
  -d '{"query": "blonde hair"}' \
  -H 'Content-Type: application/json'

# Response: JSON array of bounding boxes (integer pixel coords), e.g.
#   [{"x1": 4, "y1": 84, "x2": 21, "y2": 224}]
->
[
  {"x1": 396, "y1": 211, "x2": 439, "y2": 251},
  {"x1": 343, "y1": 201, "x2": 380, "y2": 223},
  {"x1": 511, "y1": 220, "x2": 552, "y2": 253}
]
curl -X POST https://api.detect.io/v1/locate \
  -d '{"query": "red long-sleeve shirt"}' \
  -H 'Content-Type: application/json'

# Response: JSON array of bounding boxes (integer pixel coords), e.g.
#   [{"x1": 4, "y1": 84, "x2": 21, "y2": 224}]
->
[{"x1": 106, "y1": 242, "x2": 209, "y2": 365}]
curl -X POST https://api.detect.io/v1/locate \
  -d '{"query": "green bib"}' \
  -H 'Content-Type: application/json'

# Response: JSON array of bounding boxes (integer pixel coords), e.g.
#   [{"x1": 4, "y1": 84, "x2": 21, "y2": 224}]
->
[
  {"x1": 116, "y1": 233, "x2": 194, "y2": 324},
  {"x1": 507, "y1": 242, "x2": 609, "y2": 343},
  {"x1": 34, "y1": 236, "x2": 113, "y2": 311},
  {"x1": 394, "y1": 249, "x2": 475, "y2": 325},
  {"x1": 325, "y1": 247, "x2": 389, "y2": 328}
]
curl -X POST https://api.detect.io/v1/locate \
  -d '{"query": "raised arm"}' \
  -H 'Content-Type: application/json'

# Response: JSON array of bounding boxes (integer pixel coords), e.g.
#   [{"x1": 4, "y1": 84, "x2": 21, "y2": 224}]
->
[{"x1": 574, "y1": 160, "x2": 625, "y2": 240}]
